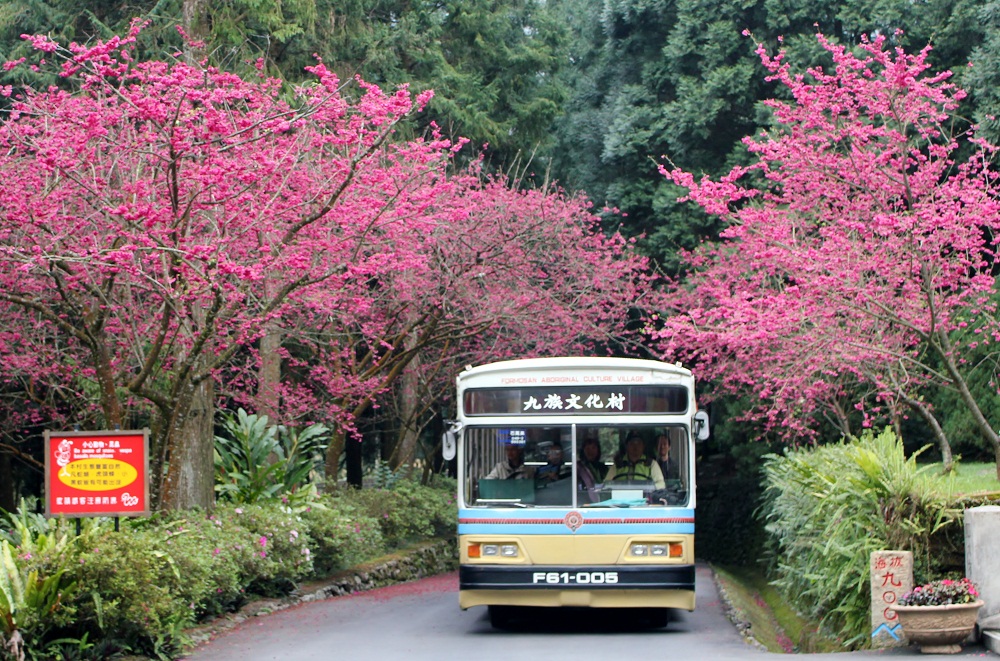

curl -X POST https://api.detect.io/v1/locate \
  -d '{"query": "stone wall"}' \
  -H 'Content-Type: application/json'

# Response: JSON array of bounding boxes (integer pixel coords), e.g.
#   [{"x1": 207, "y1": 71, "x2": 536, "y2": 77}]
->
[{"x1": 296, "y1": 538, "x2": 459, "y2": 602}]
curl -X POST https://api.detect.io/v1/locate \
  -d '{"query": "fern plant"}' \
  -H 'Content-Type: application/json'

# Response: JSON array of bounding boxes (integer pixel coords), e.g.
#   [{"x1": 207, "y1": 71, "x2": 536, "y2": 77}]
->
[{"x1": 0, "y1": 506, "x2": 79, "y2": 661}]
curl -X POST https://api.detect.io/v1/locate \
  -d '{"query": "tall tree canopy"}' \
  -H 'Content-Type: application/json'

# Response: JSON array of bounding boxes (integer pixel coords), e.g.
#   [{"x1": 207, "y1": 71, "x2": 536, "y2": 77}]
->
[
  {"x1": 0, "y1": 0, "x2": 567, "y2": 170},
  {"x1": 547, "y1": 0, "x2": 986, "y2": 271},
  {"x1": 657, "y1": 33, "x2": 1000, "y2": 473},
  {"x1": 0, "y1": 25, "x2": 648, "y2": 508}
]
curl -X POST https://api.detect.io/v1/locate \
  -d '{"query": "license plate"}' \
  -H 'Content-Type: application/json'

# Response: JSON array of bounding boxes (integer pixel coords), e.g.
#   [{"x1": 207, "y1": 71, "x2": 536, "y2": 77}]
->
[{"x1": 531, "y1": 571, "x2": 619, "y2": 585}]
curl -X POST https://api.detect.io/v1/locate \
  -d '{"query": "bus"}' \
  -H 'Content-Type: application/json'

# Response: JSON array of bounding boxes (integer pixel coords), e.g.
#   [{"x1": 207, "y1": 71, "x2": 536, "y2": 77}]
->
[{"x1": 442, "y1": 357, "x2": 708, "y2": 627}]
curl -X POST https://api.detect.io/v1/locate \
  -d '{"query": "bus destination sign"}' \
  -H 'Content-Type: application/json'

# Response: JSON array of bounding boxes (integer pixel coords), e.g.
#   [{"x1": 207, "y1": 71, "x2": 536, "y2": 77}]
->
[{"x1": 464, "y1": 385, "x2": 689, "y2": 416}]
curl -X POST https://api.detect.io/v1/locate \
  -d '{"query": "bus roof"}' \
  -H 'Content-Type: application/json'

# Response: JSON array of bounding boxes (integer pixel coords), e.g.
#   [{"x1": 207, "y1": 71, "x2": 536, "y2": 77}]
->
[{"x1": 457, "y1": 357, "x2": 693, "y2": 383}]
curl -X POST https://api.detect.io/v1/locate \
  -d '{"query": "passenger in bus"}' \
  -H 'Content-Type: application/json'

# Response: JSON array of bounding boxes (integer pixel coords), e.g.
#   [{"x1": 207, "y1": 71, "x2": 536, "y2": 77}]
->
[
  {"x1": 605, "y1": 433, "x2": 665, "y2": 489},
  {"x1": 656, "y1": 433, "x2": 679, "y2": 481},
  {"x1": 578, "y1": 436, "x2": 608, "y2": 485},
  {"x1": 485, "y1": 444, "x2": 533, "y2": 480},
  {"x1": 577, "y1": 435, "x2": 607, "y2": 502},
  {"x1": 535, "y1": 441, "x2": 570, "y2": 484}
]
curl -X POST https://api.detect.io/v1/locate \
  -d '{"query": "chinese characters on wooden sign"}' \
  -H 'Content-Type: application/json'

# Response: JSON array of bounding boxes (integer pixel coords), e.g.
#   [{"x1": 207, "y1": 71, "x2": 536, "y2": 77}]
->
[{"x1": 870, "y1": 550, "x2": 913, "y2": 648}]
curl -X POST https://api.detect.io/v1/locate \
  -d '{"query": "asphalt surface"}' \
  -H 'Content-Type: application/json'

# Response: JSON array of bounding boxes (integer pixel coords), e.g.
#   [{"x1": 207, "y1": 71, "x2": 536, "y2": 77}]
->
[{"x1": 182, "y1": 564, "x2": 995, "y2": 660}]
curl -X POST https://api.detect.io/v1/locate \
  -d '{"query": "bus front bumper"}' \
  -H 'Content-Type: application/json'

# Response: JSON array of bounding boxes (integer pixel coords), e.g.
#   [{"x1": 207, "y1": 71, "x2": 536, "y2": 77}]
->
[{"x1": 459, "y1": 564, "x2": 696, "y2": 610}]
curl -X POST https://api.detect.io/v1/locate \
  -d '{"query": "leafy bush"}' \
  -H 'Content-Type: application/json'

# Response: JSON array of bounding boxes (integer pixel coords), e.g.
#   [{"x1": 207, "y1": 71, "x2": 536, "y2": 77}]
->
[
  {"x1": 760, "y1": 427, "x2": 958, "y2": 648},
  {"x1": 298, "y1": 506, "x2": 385, "y2": 575},
  {"x1": 0, "y1": 509, "x2": 80, "y2": 661},
  {"x1": 0, "y1": 472, "x2": 458, "y2": 660},
  {"x1": 146, "y1": 512, "x2": 251, "y2": 619},
  {"x1": 214, "y1": 408, "x2": 329, "y2": 505},
  {"x1": 214, "y1": 503, "x2": 315, "y2": 596},
  {"x1": 331, "y1": 478, "x2": 455, "y2": 548},
  {"x1": 71, "y1": 527, "x2": 193, "y2": 659}
]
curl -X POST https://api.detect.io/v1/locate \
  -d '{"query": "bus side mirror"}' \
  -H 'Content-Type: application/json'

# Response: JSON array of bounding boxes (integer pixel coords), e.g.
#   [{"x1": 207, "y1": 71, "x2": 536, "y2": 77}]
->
[
  {"x1": 693, "y1": 410, "x2": 710, "y2": 442},
  {"x1": 442, "y1": 420, "x2": 462, "y2": 461},
  {"x1": 442, "y1": 431, "x2": 457, "y2": 461}
]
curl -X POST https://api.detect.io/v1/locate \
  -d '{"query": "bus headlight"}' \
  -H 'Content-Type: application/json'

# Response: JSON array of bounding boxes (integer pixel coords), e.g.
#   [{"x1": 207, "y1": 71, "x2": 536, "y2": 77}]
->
[
  {"x1": 630, "y1": 542, "x2": 684, "y2": 558},
  {"x1": 468, "y1": 542, "x2": 519, "y2": 559}
]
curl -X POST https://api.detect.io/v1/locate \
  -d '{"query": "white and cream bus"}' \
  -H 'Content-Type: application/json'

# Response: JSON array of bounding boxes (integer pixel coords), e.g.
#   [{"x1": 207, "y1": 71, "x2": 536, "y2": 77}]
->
[{"x1": 443, "y1": 357, "x2": 708, "y2": 628}]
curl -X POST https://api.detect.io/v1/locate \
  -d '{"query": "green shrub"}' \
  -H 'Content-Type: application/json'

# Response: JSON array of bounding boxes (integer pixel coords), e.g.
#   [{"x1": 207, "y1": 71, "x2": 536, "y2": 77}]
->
[
  {"x1": 0, "y1": 472, "x2": 458, "y2": 659},
  {"x1": 151, "y1": 512, "x2": 250, "y2": 619},
  {"x1": 298, "y1": 505, "x2": 385, "y2": 575},
  {"x1": 71, "y1": 527, "x2": 193, "y2": 659},
  {"x1": 760, "y1": 427, "x2": 958, "y2": 649},
  {"x1": 330, "y1": 479, "x2": 455, "y2": 548},
  {"x1": 217, "y1": 503, "x2": 314, "y2": 596},
  {"x1": 214, "y1": 408, "x2": 329, "y2": 506},
  {"x1": 0, "y1": 509, "x2": 83, "y2": 661}
]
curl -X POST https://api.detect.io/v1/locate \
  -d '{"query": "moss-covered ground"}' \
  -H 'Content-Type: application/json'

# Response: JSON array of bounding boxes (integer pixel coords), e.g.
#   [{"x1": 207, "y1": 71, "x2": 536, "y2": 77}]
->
[{"x1": 713, "y1": 565, "x2": 843, "y2": 654}]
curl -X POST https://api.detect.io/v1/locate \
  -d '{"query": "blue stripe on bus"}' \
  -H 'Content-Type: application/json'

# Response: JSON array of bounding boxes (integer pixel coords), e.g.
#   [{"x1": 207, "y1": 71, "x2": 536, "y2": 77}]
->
[
  {"x1": 458, "y1": 522, "x2": 694, "y2": 535},
  {"x1": 457, "y1": 507, "x2": 695, "y2": 535}
]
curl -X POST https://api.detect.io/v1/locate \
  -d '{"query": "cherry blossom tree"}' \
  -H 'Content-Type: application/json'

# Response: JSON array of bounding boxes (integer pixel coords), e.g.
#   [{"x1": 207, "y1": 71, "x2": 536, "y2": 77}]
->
[
  {"x1": 227, "y1": 174, "x2": 651, "y2": 476},
  {"x1": 0, "y1": 24, "x2": 462, "y2": 509},
  {"x1": 0, "y1": 24, "x2": 651, "y2": 506},
  {"x1": 657, "y1": 33, "x2": 1000, "y2": 473}
]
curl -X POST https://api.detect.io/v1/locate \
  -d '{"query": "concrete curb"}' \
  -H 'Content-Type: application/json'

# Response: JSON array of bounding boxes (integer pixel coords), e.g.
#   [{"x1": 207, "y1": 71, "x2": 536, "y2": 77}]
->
[{"x1": 984, "y1": 631, "x2": 1000, "y2": 655}]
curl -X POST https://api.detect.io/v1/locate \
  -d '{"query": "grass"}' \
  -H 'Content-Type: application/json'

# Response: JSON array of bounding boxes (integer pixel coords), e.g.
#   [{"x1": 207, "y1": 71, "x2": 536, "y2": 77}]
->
[
  {"x1": 932, "y1": 461, "x2": 1000, "y2": 497},
  {"x1": 713, "y1": 564, "x2": 843, "y2": 654}
]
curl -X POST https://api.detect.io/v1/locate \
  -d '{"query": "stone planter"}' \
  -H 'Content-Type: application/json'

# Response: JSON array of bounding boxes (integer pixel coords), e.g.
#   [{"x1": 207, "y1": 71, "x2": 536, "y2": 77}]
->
[{"x1": 894, "y1": 600, "x2": 984, "y2": 654}]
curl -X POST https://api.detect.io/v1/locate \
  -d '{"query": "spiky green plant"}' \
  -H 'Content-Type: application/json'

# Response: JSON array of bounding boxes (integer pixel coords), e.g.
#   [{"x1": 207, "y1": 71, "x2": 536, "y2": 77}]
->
[
  {"x1": 214, "y1": 408, "x2": 329, "y2": 504},
  {"x1": 760, "y1": 427, "x2": 957, "y2": 648}
]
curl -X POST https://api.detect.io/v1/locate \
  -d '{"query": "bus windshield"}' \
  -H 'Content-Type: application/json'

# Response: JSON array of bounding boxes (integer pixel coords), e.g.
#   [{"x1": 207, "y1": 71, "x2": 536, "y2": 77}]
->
[{"x1": 463, "y1": 424, "x2": 689, "y2": 508}]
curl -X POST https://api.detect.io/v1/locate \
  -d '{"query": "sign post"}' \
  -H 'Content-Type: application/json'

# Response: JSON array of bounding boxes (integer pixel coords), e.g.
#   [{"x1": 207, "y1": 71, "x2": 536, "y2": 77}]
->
[{"x1": 44, "y1": 429, "x2": 151, "y2": 518}]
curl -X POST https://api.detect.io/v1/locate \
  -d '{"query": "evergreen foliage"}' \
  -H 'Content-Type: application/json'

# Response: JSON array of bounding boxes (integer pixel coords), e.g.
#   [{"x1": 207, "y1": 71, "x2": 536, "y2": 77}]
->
[
  {"x1": 547, "y1": 0, "x2": 987, "y2": 272},
  {"x1": 214, "y1": 409, "x2": 329, "y2": 506},
  {"x1": 760, "y1": 428, "x2": 959, "y2": 648}
]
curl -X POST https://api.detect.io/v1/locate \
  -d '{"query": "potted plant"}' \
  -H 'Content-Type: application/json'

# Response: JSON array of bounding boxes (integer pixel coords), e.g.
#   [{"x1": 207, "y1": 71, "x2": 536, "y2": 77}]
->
[{"x1": 894, "y1": 578, "x2": 984, "y2": 654}]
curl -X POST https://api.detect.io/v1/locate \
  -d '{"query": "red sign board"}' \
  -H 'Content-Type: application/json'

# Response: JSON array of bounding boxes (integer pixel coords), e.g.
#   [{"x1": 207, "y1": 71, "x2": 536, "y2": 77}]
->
[{"x1": 44, "y1": 429, "x2": 150, "y2": 517}]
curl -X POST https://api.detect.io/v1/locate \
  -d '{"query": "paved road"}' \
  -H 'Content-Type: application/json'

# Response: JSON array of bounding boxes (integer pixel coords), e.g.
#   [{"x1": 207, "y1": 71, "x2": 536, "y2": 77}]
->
[{"x1": 183, "y1": 564, "x2": 993, "y2": 660}]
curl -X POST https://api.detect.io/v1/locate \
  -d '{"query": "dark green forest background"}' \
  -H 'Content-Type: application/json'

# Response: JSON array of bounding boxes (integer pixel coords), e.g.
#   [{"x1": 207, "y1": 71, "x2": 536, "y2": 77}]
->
[{"x1": 2, "y1": 0, "x2": 999, "y2": 500}]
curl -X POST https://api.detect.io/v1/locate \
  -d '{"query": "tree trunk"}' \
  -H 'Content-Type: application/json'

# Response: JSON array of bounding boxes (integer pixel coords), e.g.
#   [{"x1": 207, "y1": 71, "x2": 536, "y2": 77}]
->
[
  {"x1": 391, "y1": 361, "x2": 422, "y2": 470},
  {"x1": 931, "y1": 328, "x2": 1000, "y2": 476},
  {"x1": 93, "y1": 336, "x2": 124, "y2": 429},
  {"x1": 0, "y1": 451, "x2": 14, "y2": 513},
  {"x1": 256, "y1": 327, "x2": 282, "y2": 425},
  {"x1": 159, "y1": 376, "x2": 216, "y2": 510},
  {"x1": 181, "y1": 0, "x2": 210, "y2": 60},
  {"x1": 345, "y1": 432, "x2": 363, "y2": 488},
  {"x1": 325, "y1": 428, "x2": 345, "y2": 486},
  {"x1": 901, "y1": 394, "x2": 953, "y2": 472}
]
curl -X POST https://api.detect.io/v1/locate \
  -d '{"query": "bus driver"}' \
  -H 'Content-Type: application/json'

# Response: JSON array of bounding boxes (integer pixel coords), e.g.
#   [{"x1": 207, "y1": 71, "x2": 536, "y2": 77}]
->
[
  {"x1": 485, "y1": 444, "x2": 533, "y2": 480},
  {"x1": 605, "y1": 432, "x2": 665, "y2": 489}
]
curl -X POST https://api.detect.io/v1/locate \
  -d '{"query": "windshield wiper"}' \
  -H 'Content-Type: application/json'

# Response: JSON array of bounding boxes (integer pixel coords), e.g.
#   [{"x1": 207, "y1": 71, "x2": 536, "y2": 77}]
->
[{"x1": 477, "y1": 499, "x2": 529, "y2": 508}]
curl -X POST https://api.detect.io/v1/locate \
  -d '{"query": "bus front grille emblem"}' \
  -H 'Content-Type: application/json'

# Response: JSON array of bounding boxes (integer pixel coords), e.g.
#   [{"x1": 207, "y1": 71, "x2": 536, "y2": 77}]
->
[{"x1": 564, "y1": 511, "x2": 583, "y2": 533}]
